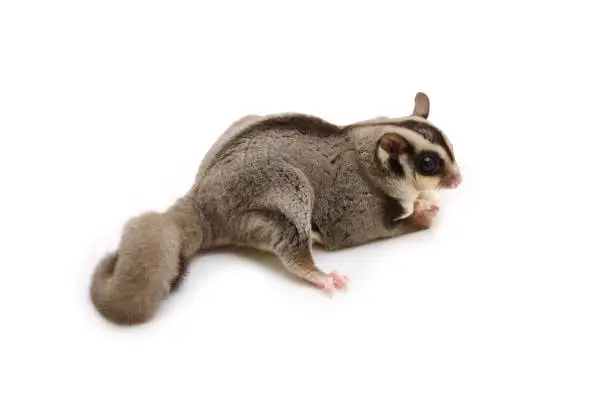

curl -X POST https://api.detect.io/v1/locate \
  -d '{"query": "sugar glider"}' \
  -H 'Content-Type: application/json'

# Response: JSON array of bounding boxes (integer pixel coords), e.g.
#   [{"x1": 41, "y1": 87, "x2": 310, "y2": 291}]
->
[{"x1": 90, "y1": 92, "x2": 462, "y2": 325}]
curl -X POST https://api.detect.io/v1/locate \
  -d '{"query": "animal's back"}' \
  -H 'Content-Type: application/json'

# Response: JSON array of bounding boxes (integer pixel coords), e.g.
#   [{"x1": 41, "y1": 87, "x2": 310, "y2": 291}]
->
[{"x1": 198, "y1": 114, "x2": 346, "y2": 182}]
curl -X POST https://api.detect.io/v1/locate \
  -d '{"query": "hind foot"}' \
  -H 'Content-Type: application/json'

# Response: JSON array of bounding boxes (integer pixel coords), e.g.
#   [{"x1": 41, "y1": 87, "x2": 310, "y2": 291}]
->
[{"x1": 310, "y1": 271, "x2": 349, "y2": 296}]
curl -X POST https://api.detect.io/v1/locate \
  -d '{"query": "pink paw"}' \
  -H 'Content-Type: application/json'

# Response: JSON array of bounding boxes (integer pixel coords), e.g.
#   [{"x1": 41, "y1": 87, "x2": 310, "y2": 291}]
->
[
  {"x1": 315, "y1": 277, "x2": 335, "y2": 296},
  {"x1": 330, "y1": 271, "x2": 349, "y2": 290},
  {"x1": 412, "y1": 200, "x2": 439, "y2": 228},
  {"x1": 314, "y1": 272, "x2": 349, "y2": 296}
]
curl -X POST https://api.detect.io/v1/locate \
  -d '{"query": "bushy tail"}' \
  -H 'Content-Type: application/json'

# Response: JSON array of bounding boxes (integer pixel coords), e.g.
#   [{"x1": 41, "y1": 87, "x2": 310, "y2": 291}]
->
[
  {"x1": 90, "y1": 195, "x2": 206, "y2": 325},
  {"x1": 90, "y1": 212, "x2": 184, "y2": 325}
]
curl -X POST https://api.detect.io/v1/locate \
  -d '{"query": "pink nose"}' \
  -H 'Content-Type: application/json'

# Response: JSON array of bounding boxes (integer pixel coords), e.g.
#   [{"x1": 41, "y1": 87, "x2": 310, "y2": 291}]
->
[{"x1": 449, "y1": 173, "x2": 462, "y2": 188}]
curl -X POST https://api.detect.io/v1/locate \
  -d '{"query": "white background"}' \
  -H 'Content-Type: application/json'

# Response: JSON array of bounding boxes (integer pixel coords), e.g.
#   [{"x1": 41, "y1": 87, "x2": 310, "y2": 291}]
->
[{"x1": 1, "y1": 1, "x2": 611, "y2": 407}]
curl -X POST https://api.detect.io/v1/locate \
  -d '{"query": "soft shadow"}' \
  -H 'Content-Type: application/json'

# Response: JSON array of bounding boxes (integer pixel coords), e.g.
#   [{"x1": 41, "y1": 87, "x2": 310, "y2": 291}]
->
[
  {"x1": 166, "y1": 228, "x2": 434, "y2": 300},
  {"x1": 172, "y1": 246, "x2": 308, "y2": 291}
]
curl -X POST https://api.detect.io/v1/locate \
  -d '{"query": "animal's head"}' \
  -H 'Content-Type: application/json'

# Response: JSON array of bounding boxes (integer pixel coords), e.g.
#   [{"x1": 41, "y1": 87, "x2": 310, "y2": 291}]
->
[{"x1": 373, "y1": 92, "x2": 461, "y2": 191}]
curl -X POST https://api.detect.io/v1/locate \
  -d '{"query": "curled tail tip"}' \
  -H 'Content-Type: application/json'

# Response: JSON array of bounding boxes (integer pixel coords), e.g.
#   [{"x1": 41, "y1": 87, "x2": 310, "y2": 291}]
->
[
  {"x1": 89, "y1": 251, "x2": 117, "y2": 304},
  {"x1": 89, "y1": 251, "x2": 159, "y2": 326},
  {"x1": 89, "y1": 202, "x2": 203, "y2": 326}
]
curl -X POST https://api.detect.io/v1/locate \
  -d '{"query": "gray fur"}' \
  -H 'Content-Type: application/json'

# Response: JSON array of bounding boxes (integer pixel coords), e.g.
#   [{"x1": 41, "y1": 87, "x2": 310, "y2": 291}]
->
[{"x1": 90, "y1": 92, "x2": 461, "y2": 325}]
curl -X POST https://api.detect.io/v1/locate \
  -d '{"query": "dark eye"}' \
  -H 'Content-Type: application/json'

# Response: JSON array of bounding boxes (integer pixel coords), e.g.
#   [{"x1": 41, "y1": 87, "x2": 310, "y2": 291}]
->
[{"x1": 418, "y1": 154, "x2": 440, "y2": 175}]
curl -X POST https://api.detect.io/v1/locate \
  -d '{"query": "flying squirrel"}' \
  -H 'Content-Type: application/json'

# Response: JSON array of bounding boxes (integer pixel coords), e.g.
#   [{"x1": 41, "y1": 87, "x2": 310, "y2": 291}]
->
[{"x1": 90, "y1": 92, "x2": 462, "y2": 325}]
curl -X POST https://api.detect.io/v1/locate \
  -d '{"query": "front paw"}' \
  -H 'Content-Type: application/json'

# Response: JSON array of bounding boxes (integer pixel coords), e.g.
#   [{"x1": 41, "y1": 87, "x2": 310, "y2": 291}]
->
[{"x1": 411, "y1": 199, "x2": 439, "y2": 229}]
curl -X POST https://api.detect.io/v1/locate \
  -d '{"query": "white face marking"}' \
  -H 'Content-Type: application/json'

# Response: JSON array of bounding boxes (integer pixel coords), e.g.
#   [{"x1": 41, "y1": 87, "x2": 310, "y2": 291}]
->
[
  {"x1": 382, "y1": 116, "x2": 453, "y2": 153},
  {"x1": 415, "y1": 174, "x2": 441, "y2": 190},
  {"x1": 381, "y1": 126, "x2": 451, "y2": 162},
  {"x1": 405, "y1": 116, "x2": 456, "y2": 162}
]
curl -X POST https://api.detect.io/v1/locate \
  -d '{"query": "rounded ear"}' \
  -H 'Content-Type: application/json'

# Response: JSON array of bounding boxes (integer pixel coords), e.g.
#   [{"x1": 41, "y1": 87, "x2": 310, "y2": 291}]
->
[
  {"x1": 412, "y1": 92, "x2": 430, "y2": 119},
  {"x1": 379, "y1": 132, "x2": 408, "y2": 156}
]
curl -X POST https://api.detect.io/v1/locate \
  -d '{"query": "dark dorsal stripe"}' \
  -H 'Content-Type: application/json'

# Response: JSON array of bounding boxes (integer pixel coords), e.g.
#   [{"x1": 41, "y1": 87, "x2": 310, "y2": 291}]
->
[
  {"x1": 213, "y1": 115, "x2": 341, "y2": 164},
  {"x1": 243, "y1": 115, "x2": 341, "y2": 138},
  {"x1": 396, "y1": 120, "x2": 455, "y2": 162}
]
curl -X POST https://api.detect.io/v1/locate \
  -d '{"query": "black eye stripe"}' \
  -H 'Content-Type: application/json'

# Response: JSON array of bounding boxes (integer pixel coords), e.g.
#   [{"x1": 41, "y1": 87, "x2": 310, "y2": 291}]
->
[
  {"x1": 346, "y1": 119, "x2": 455, "y2": 162},
  {"x1": 388, "y1": 157, "x2": 404, "y2": 177},
  {"x1": 396, "y1": 120, "x2": 455, "y2": 162}
]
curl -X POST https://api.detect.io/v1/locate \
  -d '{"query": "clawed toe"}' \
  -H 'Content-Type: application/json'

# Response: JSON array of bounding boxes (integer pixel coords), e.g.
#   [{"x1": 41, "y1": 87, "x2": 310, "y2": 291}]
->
[
  {"x1": 312, "y1": 271, "x2": 348, "y2": 296},
  {"x1": 330, "y1": 271, "x2": 349, "y2": 289}
]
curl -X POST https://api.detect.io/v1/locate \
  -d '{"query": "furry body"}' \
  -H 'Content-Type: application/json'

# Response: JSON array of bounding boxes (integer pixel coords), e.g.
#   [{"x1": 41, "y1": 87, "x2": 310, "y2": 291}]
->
[{"x1": 90, "y1": 93, "x2": 461, "y2": 325}]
